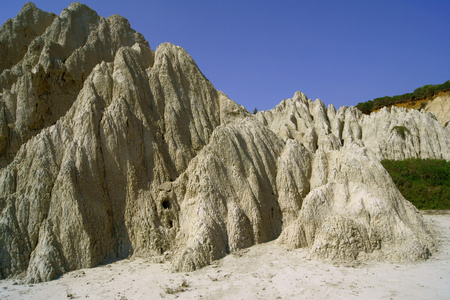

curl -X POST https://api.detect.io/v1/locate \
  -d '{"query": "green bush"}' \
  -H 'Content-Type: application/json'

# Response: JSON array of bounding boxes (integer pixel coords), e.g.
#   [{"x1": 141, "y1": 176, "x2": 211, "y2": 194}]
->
[
  {"x1": 381, "y1": 159, "x2": 450, "y2": 210},
  {"x1": 391, "y1": 126, "x2": 410, "y2": 140},
  {"x1": 356, "y1": 80, "x2": 450, "y2": 114}
]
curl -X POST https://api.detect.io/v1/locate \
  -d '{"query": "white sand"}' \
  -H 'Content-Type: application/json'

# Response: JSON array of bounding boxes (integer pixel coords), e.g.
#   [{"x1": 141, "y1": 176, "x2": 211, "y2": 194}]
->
[{"x1": 1, "y1": 212, "x2": 449, "y2": 300}]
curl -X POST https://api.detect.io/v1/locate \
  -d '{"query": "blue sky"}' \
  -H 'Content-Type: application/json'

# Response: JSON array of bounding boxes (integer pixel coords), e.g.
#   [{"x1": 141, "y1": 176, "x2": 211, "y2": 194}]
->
[{"x1": 1, "y1": 1, "x2": 449, "y2": 111}]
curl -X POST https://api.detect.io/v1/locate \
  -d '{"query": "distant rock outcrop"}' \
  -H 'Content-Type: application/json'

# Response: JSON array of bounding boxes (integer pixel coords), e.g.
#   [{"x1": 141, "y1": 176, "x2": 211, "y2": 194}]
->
[
  {"x1": 423, "y1": 92, "x2": 450, "y2": 128},
  {"x1": 0, "y1": 3, "x2": 446, "y2": 282},
  {"x1": 256, "y1": 93, "x2": 450, "y2": 161}
]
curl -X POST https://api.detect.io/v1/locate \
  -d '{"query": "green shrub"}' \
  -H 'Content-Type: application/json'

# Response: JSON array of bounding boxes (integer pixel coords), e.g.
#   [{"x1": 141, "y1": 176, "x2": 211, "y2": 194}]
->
[
  {"x1": 391, "y1": 126, "x2": 410, "y2": 139},
  {"x1": 356, "y1": 80, "x2": 450, "y2": 114},
  {"x1": 381, "y1": 159, "x2": 450, "y2": 210}
]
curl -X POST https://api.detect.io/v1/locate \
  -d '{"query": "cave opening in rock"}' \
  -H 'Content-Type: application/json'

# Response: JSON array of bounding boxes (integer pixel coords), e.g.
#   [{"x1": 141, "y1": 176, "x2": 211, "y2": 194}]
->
[{"x1": 162, "y1": 199, "x2": 171, "y2": 209}]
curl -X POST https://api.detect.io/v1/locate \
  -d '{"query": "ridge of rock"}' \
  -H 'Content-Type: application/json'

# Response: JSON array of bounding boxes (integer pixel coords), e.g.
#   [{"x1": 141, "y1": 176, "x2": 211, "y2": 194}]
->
[
  {"x1": 256, "y1": 94, "x2": 450, "y2": 160},
  {"x1": 0, "y1": 2, "x2": 148, "y2": 167},
  {"x1": 0, "y1": 3, "x2": 445, "y2": 282}
]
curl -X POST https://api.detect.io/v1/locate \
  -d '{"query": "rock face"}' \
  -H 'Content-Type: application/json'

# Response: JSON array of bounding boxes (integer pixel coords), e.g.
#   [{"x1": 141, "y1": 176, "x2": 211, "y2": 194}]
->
[
  {"x1": 0, "y1": 3, "x2": 446, "y2": 282},
  {"x1": 0, "y1": 2, "x2": 147, "y2": 167},
  {"x1": 423, "y1": 92, "x2": 450, "y2": 128},
  {"x1": 256, "y1": 93, "x2": 450, "y2": 161}
]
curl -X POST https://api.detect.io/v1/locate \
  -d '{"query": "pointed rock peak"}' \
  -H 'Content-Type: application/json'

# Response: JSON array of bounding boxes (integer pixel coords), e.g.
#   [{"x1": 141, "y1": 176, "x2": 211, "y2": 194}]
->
[
  {"x1": 312, "y1": 98, "x2": 327, "y2": 110},
  {"x1": 156, "y1": 42, "x2": 189, "y2": 56},
  {"x1": 107, "y1": 14, "x2": 131, "y2": 29},
  {"x1": 337, "y1": 105, "x2": 348, "y2": 114},
  {"x1": 293, "y1": 91, "x2": 308, "y2": 102},
  {"x1": 328, "y1": 103, "x2": 336, "y2": 113},
  {"x1": 268, "y1": 91, "x2": 308, "y2": 113},
  {"x1": 67, "y1": 2, "x2": 93, "y2": 12},
  {"x1": 60, "y1": 2, "x2": 98, "y2": 19},
  {"x1": 20, "y1": 2, "x2": 38, "y2": 12},
  {"x1": 0, "y1": 2, "x2": 56, "y2": 72},
  {"x1": 15, "y1": 2, "x2": 55, "y2": 21},
  {"x1": 154, "y1": 43, "x2": 199, "y2": 69}
]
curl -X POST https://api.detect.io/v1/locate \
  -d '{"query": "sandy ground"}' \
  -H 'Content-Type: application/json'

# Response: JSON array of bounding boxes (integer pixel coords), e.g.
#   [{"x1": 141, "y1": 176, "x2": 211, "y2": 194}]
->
[{"x1": 1, "y1": 211, "x2": 449, "y2": 300}]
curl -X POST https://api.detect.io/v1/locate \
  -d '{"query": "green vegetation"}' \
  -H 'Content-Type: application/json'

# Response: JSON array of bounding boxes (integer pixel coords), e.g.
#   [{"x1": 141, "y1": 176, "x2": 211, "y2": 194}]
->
[
  {"x1": 391, "y1": 126, "x2": 410, "y2": 140},
  {"x1": 382, "y1": 159, "x2": 450, "y2": 210},
  {"x1": 253, "y1": 107, "x2": 258, "y2": 114},
  {"x1": 356, "y1": 80, "x2": 450, "y2": 114}
]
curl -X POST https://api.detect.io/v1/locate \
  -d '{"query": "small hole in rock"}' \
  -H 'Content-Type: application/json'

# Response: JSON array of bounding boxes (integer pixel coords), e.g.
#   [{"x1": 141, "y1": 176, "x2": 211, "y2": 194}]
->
[
  {"x1": 162, "y1": 199, "x2": 171, "y2": 209},
  {"x1": 168, "y1": 219, "x2": 173, "y2": 228}
]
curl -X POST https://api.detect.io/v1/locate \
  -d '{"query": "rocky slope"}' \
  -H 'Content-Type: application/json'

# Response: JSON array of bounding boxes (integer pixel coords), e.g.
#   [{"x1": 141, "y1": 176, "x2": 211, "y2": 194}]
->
[
  {"x1": 256, "y1": 94, "x2": 450, "y2": 161},
  {"x1": 423, "y1": 92, "x2": 450, "y2": 127},
  {"x1": 0, "y1": 2, "x2": 148, "y2": 167},
  {"x1": 0, "y1": 3, "x2": 447, "y2": 282}
]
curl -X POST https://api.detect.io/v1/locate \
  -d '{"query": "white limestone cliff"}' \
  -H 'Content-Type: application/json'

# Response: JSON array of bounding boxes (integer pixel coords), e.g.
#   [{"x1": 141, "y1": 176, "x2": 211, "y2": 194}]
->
[{"x1": 0, "y1": 3, "x2": 446, "y2": 282}]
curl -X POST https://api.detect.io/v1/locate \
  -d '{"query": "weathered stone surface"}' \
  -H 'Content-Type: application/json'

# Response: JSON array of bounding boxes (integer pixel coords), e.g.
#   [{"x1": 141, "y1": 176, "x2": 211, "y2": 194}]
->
[
  {"x1": 0, "y1": 3, "x2": 56, "y2": 72},
  {"x1": 0, "y1": 2, "x2": 148, "y2": 167},
  {"x1": 0, "y1": 3, "x2": 445, "y2": 282},
  {"x1": 278, "y1": 144, "x2": 434, "y2": 261},
  {"x1": 423, "y1": 92, "x2": 450, "y2": 127},
  {"x1": 257, "y1": 92, "x2": 450, "y2": 161}
]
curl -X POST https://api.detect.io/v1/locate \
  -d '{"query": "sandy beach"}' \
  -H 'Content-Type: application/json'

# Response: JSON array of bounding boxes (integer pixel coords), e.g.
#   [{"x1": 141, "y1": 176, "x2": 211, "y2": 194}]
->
[{"x1": 1, "y1": 211, "x2": 449, "y2": 300}]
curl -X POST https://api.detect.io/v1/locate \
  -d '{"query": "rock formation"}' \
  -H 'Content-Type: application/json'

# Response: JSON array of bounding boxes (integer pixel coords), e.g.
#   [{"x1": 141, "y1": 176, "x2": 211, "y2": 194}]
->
[
  {"x1": 0, "y1": 3, "x2": 446, "y2": 282},
  {"x1": 0, "y1": 2, "x2": 147, "y2": 167},
  {"x1": 256, "y1": 93, "x2": 450, "y2": 161},
  {"x1": 422, "y1": 92, "x2": 450, "y2": 128}
]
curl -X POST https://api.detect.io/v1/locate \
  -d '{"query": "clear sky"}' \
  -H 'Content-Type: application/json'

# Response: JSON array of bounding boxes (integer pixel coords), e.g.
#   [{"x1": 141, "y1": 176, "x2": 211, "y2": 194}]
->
[{"x1": 1, "y1": 1, "x2": 449, "y2": 111}]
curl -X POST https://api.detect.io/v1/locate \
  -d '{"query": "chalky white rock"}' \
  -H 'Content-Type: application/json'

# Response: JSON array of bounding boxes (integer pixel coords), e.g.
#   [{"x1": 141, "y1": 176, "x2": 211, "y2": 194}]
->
[{"x1": 0, "y1": 3, "x2": 446, "y2": 283}]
